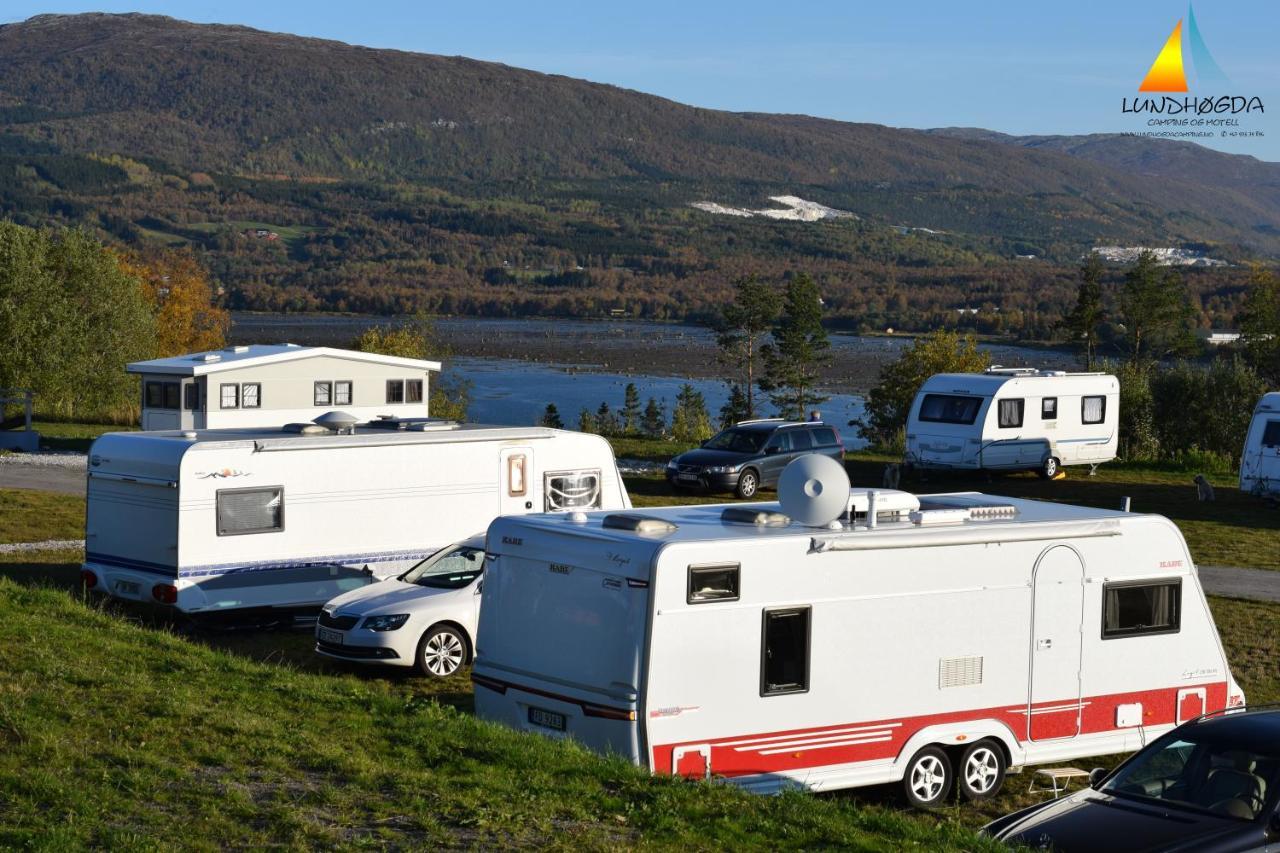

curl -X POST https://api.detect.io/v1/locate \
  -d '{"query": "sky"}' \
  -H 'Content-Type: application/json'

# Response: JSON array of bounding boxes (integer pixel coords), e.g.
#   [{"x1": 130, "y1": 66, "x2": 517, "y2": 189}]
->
[{"x1": 6, "y1": 0, "x2": 1279, "y2": 160}]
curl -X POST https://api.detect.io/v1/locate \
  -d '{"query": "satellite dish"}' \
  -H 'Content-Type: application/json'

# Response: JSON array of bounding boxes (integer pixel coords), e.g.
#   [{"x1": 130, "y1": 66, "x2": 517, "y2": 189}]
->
[{"x1": 778, "y1": 454, "x2": 850, "y2": 527}]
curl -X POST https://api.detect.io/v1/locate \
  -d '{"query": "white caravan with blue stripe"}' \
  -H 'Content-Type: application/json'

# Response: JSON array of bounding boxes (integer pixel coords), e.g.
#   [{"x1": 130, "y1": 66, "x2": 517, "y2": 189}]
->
[
  {"x1": 906, "y1": 369, "x2": 1118, "y2": 479},
  {"x1": 82, "y1": 417, "x2": 630, "y2": 614}
]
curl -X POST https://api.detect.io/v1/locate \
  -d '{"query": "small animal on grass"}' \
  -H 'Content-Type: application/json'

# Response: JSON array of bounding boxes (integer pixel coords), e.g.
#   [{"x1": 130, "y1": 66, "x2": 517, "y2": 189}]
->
[
  {"x1": 1194, "y1": 474, "x2": 1215, "y2": 502},
  {"x1": 882, "y1": 463, "x2": 901, "y2": 490}
]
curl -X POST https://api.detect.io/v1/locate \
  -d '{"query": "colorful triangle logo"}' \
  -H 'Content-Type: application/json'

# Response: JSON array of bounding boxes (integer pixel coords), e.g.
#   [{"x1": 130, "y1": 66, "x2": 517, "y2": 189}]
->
[{"x1": 1139, "y1": 20, "x2": 1188, "y2": 92}]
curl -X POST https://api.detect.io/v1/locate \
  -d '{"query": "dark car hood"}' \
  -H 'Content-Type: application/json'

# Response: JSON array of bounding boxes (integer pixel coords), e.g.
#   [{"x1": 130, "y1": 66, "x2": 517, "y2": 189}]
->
[
  {"x1": 673, "y1": 448, "x2": 755, "y2": 466},
  {"x1": 987, "y1": 791, "x2": 1248, "y2": 852}
]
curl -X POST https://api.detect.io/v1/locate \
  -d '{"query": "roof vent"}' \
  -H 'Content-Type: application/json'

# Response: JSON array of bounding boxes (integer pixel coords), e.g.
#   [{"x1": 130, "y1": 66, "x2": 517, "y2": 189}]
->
[
  {"x1": 848, "y1": 489, "x2": 920, "y2": 520},
  {"x1": 283, "y1": 342, "x2": 301, "y2": 348},
  {"x1": 224, "y1": 345, "x2": 250, "y2": 353},
  {"x1": 192, "y1": 353, "x2": 221, "y2": 363},
  {"x1": 721, "y1": 507, "x2": 791, "y2": 527},
  {"x1": 909, "y1": 508, "x2": 973, "y2": 526},
  {"x1": 602, "y1": 513, "x2": 678, "y2": 535},
  {"x1": 312, "y1": 411, "x2": 360, "y2": 434},
  {"x1": 283, "y1": 423, "x2": 331, "y2": 435},
  {"x1": 181, "y1": 430, "x2": 198, "y2": 440}
]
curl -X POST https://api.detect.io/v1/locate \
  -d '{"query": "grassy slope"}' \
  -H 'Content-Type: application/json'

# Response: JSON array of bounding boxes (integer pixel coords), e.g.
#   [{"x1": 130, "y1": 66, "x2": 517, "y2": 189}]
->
[
  {"x1": 0, "y1": 549, "x2": 1275, "y2": 843},
  {"x1": 0, "y1": 562, "x2": 995, "y2": 850},
  {"x1": 0, "y1": 489, "x2": 85, "y2": 543}
]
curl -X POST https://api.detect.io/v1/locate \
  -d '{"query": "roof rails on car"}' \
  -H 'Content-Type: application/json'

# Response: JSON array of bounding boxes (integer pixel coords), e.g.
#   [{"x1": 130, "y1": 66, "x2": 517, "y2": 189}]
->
[{"x1": 1187, "y1": 701, "x2": 1280, "y2": 725}]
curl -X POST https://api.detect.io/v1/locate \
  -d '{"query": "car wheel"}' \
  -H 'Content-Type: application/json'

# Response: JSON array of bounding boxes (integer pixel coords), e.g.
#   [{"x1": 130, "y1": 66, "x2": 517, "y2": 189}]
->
[
  {"x1": 957, "y1": 740, "x2": 1006, "y2": 801},
  {"x1": 902, "y1": 746, "x2": 953, "y2": 809},
  {"x1": 416, "y1": 624, "x2": 468, "y2": 678},
  {"x1": 735, "y1": 469, "x2": 760, "y2": 499},
  {"x1": 1038, "y1": 456, "x2": 1060, "y2": 479}
]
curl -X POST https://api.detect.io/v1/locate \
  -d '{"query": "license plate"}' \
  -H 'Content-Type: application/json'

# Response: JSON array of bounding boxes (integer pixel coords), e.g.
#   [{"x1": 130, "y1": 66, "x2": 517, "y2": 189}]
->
[
  {"x1": 677, "y1": 474, "x2": 699, "y2": 482},
  {"x1": 113, "y1": 580, "x2": 140, "y2": 596},
  {"x1": 318, "y1": 628, "x2": 343, "y2": 645},
  {"x1": 528, "y1": 706, "x2": 566, "y2": 731}
]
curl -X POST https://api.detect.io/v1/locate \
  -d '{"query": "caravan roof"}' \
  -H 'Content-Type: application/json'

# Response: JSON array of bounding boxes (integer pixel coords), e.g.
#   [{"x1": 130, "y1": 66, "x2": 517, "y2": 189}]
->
[
  {"x1": 922, "y1": 371, "x2": 1115, "y2": 396},
  {"x1": 496, "y1": 491, "x2": 1132, "y2": 558}
]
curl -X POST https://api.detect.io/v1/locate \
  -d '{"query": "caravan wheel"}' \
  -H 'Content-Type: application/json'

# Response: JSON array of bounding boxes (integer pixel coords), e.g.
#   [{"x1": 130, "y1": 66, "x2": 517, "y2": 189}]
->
[
  {"x1": 957, "y1": 740, "x2": 1006, "y2": 800},
  {"x1": 417, "y1": 625, "x2": 468, "y2": 678},
  {"x1": 902, "y1": 746, "x2": 953, "y2": 809},
  {"x1": 1038, "y1": 456, "x2": 1060, "y2": 480}
]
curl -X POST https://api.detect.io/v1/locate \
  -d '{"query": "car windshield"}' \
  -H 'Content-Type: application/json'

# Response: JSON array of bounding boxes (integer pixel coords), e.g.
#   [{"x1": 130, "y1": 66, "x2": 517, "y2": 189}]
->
[
  {"x1": 703, "y1": 428, "x2": 769, "y2": 454},
  {"x1": 400, "y1": 545, "x2": 486, "y2": 589},
  {"x1": 1101, "y1": 730, "x2": 1280, "y2": 821}
]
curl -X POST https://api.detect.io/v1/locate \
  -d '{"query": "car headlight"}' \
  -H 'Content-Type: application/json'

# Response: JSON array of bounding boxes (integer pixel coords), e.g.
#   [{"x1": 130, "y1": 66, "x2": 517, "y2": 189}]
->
[
  {"x1": 362, "y1": 614, "x2": 410, "y2": 632},
  {"x1": 666, "y1": 460, "x2": 678, "y2": 470},
  {"x1": 705, "y1": 465, "x2": 741, "y2": 474}
]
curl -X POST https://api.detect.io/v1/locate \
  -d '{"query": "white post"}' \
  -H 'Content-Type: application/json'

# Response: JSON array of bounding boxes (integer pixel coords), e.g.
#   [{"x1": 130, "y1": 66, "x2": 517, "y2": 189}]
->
[
  {"x1": 866, "y1": 489, "x2": 878, "y2": 529},
  {"x1": 1120, "y1": 496, "x2": 1131, "y2": 513}
]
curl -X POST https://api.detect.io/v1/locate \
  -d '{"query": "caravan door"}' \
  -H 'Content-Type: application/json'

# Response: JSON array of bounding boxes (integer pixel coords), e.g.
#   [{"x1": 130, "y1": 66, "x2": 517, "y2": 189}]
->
[
  {"x1": 1028, "y1": 546, "x2": 1085, "y2": 741},
  {"x1": 500, "y1": 447, "x2": 535, "y2": 515}
]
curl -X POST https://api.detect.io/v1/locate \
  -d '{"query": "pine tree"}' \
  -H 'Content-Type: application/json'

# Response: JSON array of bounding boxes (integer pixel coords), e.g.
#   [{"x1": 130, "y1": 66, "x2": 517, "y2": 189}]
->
[
  {"x1": 671, "y1": 384, "x2": 713, "y2": 442},
  {"x1": 1118, "y1": 251, "x2": 1196, "y2": 362},
  {"x1": 719, "y1": 384, "x2": 749, "y2": 428},
  {"x1": 595, "y1": 401, "x2": 618, "y2": 436},
  {"x1": 1063, "y1": 252, "x2": 1105, "y2": 371},
  {"x1": 540, "y1": 403, "x2": 564, "y2": 429},
  {"x1": 621, "y1": 382, "x2": 641, "y2": 434},
  {"x1": 577, "y1": 408, "x2": 596, "y2": 434},
  {"x1": 760, "y1": 273, "x2": 831, "y2": 420},
  {"x1": 715, "y1": 275, "x2": 781, "y2": 419},
  {"x1": 641, "y1": 397, "x2": 666, "y2": 438}
]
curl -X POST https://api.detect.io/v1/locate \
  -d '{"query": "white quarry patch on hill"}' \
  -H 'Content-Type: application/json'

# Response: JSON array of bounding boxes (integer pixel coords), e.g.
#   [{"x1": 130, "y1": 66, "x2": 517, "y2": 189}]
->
[
  {"x1": 690, "y1": 195, "x2": 855, "y2": 222},
  {"x1": 1092, "y1": 246, "x2": 1228, "y2": 267}
]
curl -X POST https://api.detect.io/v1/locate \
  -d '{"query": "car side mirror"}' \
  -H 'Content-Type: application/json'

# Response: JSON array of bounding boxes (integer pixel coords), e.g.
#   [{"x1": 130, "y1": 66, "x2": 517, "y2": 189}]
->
[
  {"x1": 474, "y1": 581, "x2": 483, "y2": 595},
  {"x1": 763, "y1": 446, "x2": 779, "y2": 455},
  {"x1": 1089, "y1": 768, "x2": 1108, "y2": 788}
]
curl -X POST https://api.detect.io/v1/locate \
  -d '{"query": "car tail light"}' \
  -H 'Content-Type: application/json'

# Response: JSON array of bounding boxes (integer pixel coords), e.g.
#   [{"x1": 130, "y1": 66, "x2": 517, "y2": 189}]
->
[
  {"x1": 80, "y1": 569, "x2": 98, "y2": 589},
  {"x1": 151, "y1": 584, "x2": 178, "y2": 605}
]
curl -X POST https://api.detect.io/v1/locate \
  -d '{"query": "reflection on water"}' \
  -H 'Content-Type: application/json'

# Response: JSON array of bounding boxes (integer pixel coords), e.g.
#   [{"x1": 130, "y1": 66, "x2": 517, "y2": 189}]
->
[{"x1": 451, "y1": 357, "x2": 869, "y2": 447}]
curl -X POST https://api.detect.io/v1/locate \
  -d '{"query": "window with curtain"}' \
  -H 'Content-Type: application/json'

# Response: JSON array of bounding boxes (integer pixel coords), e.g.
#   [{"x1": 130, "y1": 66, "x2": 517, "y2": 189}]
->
[
  {"x1": 220, "y1": 384, "x2": 239, "y2": 409},
  {"x1": 1082, "y1": 395, "x2": 1106, "y2": 424},
  {"x1": 314, "y1": 381, "x2": 332, "y2": 406},
  {"x1": 334, "y1": 381, "x2": 352, "y2": 406},
  {"x1": 1103, "y1": 579, "x2": 1181, "y2": 639},
  {"x1": 1041, "y1": 397, "x2": 1058, "y2": 419},
  {"x1": 406, "y1": 378, "x2": 424, "y2": 403},
  {"x1": 216, "y1": 487, "x2": 284, "y2": 536},
  {"x1": 241, "y1": 383, "x2": 261, "y2": 409},
  {"x1": 998, "y1": 398, "x2": 1024, "y2": 429}
]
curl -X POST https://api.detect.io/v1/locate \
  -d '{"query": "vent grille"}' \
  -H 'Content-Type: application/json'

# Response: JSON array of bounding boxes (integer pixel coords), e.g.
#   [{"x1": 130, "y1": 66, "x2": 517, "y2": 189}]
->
[{"x1": 938, "y1": 656, "x2": 983, "y2": 689}]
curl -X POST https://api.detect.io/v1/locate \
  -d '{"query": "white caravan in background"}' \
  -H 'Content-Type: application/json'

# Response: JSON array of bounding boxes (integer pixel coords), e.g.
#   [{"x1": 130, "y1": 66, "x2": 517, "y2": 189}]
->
[
  {"x1": 905, "y1": 369, "x2": 1119, "y2": 479},
  {"x1": 81, "y1": 416, "x2": 629, "y2": 615},
  {"x1": 473, "y1": 456, "x2": 1240, "y2": 808},
  {"x1": 1240, "y1": 392, "x2": 1280, "y2": 499}
]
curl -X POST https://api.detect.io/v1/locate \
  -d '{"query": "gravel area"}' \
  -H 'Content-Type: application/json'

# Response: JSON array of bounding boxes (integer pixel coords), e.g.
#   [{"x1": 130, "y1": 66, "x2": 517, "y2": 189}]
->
[
  {"x1": 0, "y1": 452, "x2": 87, "y2": 469},
  {"x1": 0, "y1": 539, "x2": 85, "y2": 554}
]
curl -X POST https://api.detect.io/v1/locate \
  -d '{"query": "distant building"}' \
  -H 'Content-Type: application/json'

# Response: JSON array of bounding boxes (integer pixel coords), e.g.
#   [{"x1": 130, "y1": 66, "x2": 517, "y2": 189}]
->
[
  {"x1": 1198, "y1": 330, "x2": 1242, "y2": 347},
  {"x1": 128, "y1": 345, "x2": 442, "y2": 430}
]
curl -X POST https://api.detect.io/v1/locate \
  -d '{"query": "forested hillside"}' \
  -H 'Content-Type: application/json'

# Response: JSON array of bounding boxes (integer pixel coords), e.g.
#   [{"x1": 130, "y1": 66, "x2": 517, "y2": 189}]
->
[{"x1": 0, "y1": 13, "x2": 1275, "y2": 331}]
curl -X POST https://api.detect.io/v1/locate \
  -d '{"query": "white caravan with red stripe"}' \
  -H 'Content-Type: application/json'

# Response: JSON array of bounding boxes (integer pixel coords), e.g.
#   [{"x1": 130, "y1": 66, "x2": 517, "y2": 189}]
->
[{"x1": 472, "y1": 457, "x2": 1243, "y2": 807}]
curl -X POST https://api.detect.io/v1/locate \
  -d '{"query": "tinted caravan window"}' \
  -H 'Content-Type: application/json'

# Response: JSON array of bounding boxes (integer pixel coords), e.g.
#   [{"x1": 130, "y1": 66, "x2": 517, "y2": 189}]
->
[
  {"x1": 1262, "y1": 420, "x2": 1280, "y2": 447},
  {"x1": 918, "y1": 394, "x2": 982, "y2": 425},
  {"x1": 216, "y1": 487, "x2": 284, "y2": 536},
  {"x1": 1102, "y1": 579, "x2": 1181, "y2": 639},
  {"x1": 761, "y1": 607, "x2": 810, "y2": 695}
]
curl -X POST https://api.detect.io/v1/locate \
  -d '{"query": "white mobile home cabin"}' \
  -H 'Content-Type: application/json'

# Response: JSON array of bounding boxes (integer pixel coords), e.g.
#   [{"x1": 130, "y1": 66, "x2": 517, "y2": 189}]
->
[
  {"x1": 906, "y1": 368, "x2": 1119, "y2": 478},
  {"x1": 82, "y1": 417, "x2": 629, "y2": 614},
  {"x1": 473, "y1": 459, "x2": 1240, "y2": 806},
  {"x1": 1240, "y1": 392, "x2": 1280, "y2": 498},
  {"x1": 127, "y1": 344, "x2": 442, "y2": 431}
]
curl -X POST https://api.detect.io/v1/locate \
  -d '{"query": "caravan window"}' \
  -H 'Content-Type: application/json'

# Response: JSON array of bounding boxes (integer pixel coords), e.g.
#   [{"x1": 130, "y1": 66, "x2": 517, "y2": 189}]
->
[
  {"x1": 997, "y1": 398, "x2": 1025, "y2": 429},
  {"x1": 216, "y1": 487, "x2": 284, "y2": 536},
  {"x1": 761, "y1": 607, "x2": 810, "y2": 696},
  {"x1": 1262, "y1": 420, "x2": 1280, "y2": 447},
  {"x1": 1102, "y1": 579, "x2": 1181, "y2": 639},
  {"x1": 1082, "y1": 395, "x2": 1107, "y2": 425},
  {"x1": 544, "y1": 470, "x2": 602, "y2": 511},
  {"x1": 1042, "y1": 397, "x2": 1058, "y2": 420},
  {"x1": 314, "y1": 381, "x2": 332, "y2": 406},
  {"x1": 406, "y1": 379, "x2": 424, "y2": 404},
  {"x1": 241, "y1": 383, "x2": 261, "y2": 409},
  {"x1": 220, "y1": 383, "x2": 239, "y2": 409},
  {"x1": 386, "y1": 380, "x2": 405, "y2": 404},
  {"x1": 334, "y1": 380, "x2": 352, "y2": 406},
  {"x1": 688, "y1": 564, "x2": 740, "y2": 604},
  {"x1": 918, "y1": 394, "x2": 982, "y2": 425}
]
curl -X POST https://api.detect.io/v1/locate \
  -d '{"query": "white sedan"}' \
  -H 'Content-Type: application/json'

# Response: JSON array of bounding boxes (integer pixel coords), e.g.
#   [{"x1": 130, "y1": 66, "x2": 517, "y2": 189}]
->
[{"x1": 314, "y1": 536, "x2": 485, "y2": 677}]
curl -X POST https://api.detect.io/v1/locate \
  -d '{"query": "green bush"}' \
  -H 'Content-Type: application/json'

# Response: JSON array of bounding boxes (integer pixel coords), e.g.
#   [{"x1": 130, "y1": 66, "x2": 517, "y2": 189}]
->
[{"x1": 1151, "y1": 359, "x2": 1264, "y2": 460}]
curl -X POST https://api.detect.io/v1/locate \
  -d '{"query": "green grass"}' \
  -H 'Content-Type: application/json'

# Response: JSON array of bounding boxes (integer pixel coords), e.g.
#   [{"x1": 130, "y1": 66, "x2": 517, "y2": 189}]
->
[
  {"x1": 0, "y1": 490, "x2": 85, "y2": 543},
  {"x1": 30, "y1": 420, "x2": 135, "y2": 452},
  {"x1": 0, "y1": 562, "x2": 995, "y2": 850},
  {"x1": 1, "y1": 550, "x2": 1276, "y2": 843}
]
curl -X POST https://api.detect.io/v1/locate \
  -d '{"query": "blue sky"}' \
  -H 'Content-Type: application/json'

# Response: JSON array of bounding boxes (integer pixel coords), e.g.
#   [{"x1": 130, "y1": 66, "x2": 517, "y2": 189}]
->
[{"x1": 7, "y1": 0, "x2": 1279, "y2": 160}]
